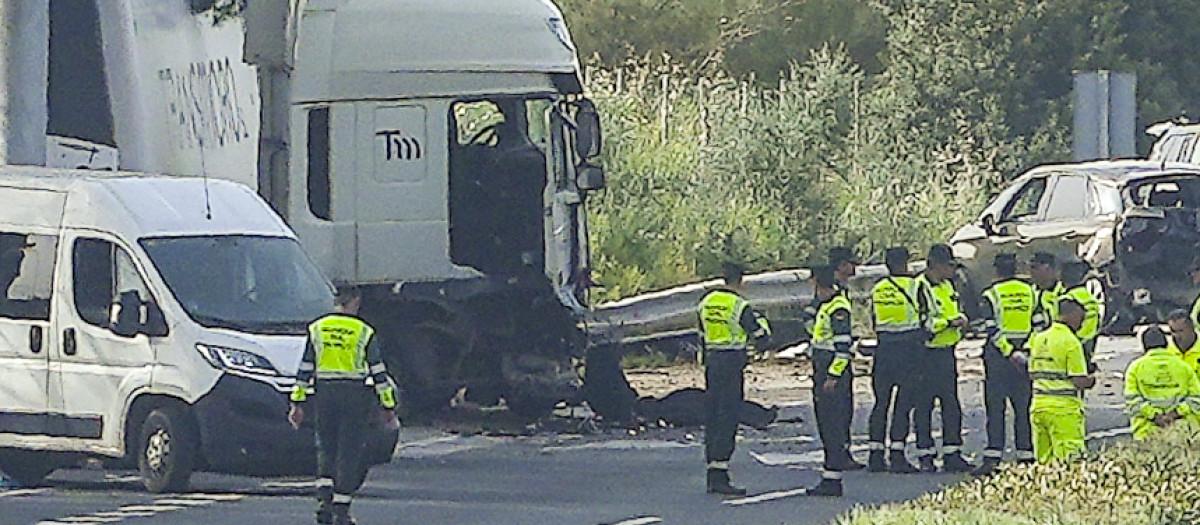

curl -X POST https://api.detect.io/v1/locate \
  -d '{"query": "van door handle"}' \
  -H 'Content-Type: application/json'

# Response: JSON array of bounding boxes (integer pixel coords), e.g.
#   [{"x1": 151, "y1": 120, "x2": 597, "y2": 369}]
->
[
  {"x1": 29, "y1": 325, "x2": 42, "y2": 354},
  {"x1": 63, "y1": 328, "x2": 76, "y2": 356}
]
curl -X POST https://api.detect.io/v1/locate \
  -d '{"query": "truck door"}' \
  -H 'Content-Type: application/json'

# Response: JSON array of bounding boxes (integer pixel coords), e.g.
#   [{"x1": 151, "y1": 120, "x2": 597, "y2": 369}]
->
[
  {"x1": 0, "y1": 189, "x2": 63, "y2": 439},
  {"x1": 50, "y1": 234, "x2": 156, "y2": 446}
]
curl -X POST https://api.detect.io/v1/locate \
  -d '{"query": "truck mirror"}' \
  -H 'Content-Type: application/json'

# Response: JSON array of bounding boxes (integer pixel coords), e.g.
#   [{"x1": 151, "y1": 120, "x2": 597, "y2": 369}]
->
[
  {"x1": 143, "y1": 301, "x2": 169, "y2": 337},
  {"x1": 576, "y1": 163, "x2": 606, "y2": 191},
  {"x1": 111, "y1": 291, "x2": 141, "y2": 338},
  {"x1": 575, "y1": 99, "x2": 602, "y2": 159}
]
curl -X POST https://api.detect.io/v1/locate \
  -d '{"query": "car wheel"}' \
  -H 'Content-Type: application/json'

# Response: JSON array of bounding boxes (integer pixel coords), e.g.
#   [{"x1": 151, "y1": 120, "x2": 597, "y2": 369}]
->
[
  {"x1": 138, "y1": 407, "x2": 199, "y2": 493},
  {"x1": 0, "y1": 449, "x2": 57, "y2": 487}
]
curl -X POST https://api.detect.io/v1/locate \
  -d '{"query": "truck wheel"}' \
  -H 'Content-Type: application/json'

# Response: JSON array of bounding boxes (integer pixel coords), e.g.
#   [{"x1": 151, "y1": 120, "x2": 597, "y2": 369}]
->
[
  {"x1": 0, "y1": 449, "x2": 57, "y2": 487},
  {"x1": 138, "y1": 407, "x2": 198, "y2": 493}
]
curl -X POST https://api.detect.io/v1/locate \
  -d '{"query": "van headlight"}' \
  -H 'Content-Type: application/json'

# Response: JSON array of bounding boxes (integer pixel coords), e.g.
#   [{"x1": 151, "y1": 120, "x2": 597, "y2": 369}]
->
[{"x1": 196, "y1": 344, "x2": 279, "y2": 376}]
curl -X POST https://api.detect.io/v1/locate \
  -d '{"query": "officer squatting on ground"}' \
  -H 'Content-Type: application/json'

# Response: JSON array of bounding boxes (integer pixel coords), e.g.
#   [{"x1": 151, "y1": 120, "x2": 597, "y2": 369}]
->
[
  {"x1": 1124, "y1": 326, "x2": 1200, "y2": 441},
  {"x1": 289, "y1": 285, "x2": 400, "y2": 525}
]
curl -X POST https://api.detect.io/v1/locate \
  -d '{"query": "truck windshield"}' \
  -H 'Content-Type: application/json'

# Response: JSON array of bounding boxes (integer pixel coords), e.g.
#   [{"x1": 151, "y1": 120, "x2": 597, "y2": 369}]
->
[{"x1": 140, "y1": 235, "x2": 333, "y2": 335}]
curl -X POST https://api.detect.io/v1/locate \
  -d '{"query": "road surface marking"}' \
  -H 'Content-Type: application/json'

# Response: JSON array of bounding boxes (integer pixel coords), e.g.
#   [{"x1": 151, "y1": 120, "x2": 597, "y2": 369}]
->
[
  {"x1": 723, "y1": 487, "x2": 809, "y2": 506},
  {"x1": 261, "y1": 479, "x2": 321, "y2": 489},
  {"x1": 607, "y1": 517, "x2": 663, "y2": 525},
  {"x1": 33, "y1": 494, "x2": 244, "y2": 524},
  {"x1": 0, "y1": 488, "x2": 48, "y2": 498},
  {"x1": 542, "y1": 440, "x2": 695, "y2": 453}
]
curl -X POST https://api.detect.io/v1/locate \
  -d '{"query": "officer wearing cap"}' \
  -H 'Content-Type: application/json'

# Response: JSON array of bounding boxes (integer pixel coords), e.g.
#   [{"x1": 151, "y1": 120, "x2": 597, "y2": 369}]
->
[
  {"x1": 1027, "y1": 296, "x2": 1095, "y2": 462},
  {"x1": 829, "y1": 246, "x2": 860, "y2": 289},
  {"x1": 912, "y1": 244, "x2": 973, "y2": 472},
  {"x1": 1029, "y1": 252, "x2": 1064, "y2": 331},
  {"x1": 697, "y1": 262, "x2": 770, "y2": 495},
  {"x1": 973, "y1": 253, "x2": 1039, "y2": 475},
  {"x1": 866, "y1": 247, "x2": 921, "y2": 473},
  {"x1": 805, "y1": 265, "x2": 856, "y2": 496}
]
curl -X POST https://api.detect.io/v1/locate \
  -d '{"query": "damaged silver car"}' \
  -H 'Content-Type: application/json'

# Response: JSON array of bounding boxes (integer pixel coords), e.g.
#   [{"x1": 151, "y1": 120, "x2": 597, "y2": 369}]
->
[{"x1": 949, "y1": 160, "x2": 1200, "y2": 333}]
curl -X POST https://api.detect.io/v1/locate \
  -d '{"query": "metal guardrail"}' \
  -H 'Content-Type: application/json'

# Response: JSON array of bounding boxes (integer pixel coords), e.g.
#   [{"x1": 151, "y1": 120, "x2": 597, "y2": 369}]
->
[{"x1": 585, "y1": 264, "x2": 901, "y2": 350}]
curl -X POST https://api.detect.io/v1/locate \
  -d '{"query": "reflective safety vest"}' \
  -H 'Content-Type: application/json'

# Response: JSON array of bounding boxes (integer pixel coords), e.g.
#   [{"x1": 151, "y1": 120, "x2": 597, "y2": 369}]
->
[
  {"x1": 982, "y1": 279, "x2": 1037, "y2": 356},
  {"x1": 1169, "y1": 336, "x2": 1200, "y2": 376},
  {"x1": 1034, "y1": 281, "x2": 1064, "y2": 329},
  {"x1": 699, "y1": 289, "x2": 750, "y2": 351},
  {"x1": 1124, "y1": 347, "x2": 1200, "y2": 427},
  {"x1": 309, "y1": 315, "x2": 376, "y2": 379},
  {"x1": 1028, "y1": 323, "x2": 1088, "y2": 397},
  {"x1": 812, "y1": 292, "x2": 853, "y2": 376},
  {"x1": 918, "y1": 275, "x2": 962, "y2": 348},
  {"x1": 872, "y1": 276, "x2": 921, "y2": 333},
  {"x1": 1062, "y1": 285, "x2": 1100, "y2": 344}
]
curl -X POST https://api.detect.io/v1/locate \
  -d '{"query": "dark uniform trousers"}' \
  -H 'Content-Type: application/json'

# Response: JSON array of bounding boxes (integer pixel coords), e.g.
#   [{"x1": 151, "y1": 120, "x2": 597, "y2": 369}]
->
[
  {"x1": 705, "y1": 350, "x2": 748, "y2": 466},
  {"x1": 314, "y1": 380, "x2": 377, "y2": 497},
  {"x1": 982, "y1": 342, "x2": 1032, "y2": 455},
  {"x1": 812, "y1": 348, "x2": 853, "y2": 469},
  {"x1": 869, "y1": 332, "x2": 923, "y2": 448},
  {"x1": 913, "y1": 348, "x2": 963, "y2": 456}
]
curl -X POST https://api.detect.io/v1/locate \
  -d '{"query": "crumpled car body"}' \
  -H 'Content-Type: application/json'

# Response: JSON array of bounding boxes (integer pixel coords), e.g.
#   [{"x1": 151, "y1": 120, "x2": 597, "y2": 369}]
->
[{"x1": 949, "y1": 160, "x2": 1200, "y2": 332}]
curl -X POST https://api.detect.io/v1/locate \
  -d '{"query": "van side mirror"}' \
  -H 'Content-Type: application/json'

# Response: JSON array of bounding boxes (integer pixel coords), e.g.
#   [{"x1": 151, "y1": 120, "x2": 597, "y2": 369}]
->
[
  {"x1": 111, "y1": 291, "x2": 141, "y2": 337},
  {"x1": 981, "y1": 214, "x2": 997, "y2": 236},
  {"x1": 575, "y1": 99, "x2": 602, "y2": 159},
  {"x1": 576, "y1": 163, "x2": 606, "y2": 191},
  {"x1": 143, "y1": 301, "x2": 169, "y2": 337}
]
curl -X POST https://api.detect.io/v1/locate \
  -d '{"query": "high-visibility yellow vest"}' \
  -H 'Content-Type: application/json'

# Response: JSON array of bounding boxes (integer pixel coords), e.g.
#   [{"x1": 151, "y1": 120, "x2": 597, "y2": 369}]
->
[
  {"x1": 918, "y1": 275, "x2": 962, "y2": 348},
  {"x1": 982, "y1": 279, "x2": 1036, "y2": 356},
  {"x1": 812, "y1": 294, "x2": 852, "y2": 351},
  {"x1": 872, "y1": 276, "x2": 920, "y2": 333},
  {"x1": 1036, "y1": 281, "x2": 1065, "y2": 326},
  {"x1": 699, "y1": 289, "x2": 750, "y2": 351},
  {"x1": 309, "y1": 315, "x2": 376, "y2": 379},
  {"x1": 1029, "y1": 323, "x2": 1087, "y2": 397},
  {"x1": 1169, "y1": 337, "x2": 1200, "y2": 376},
  {"x1": 1062, "y1": 285, "x2": 1100, "y2": 343},
  {"x1": 1125, "y1": 347, "x2": 1200, "y2": 439}
]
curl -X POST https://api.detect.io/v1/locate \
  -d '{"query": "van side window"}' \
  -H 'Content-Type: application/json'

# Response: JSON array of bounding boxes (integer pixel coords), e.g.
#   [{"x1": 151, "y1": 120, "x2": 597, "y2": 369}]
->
[
  {"x1": 73, "y1": 238, "x2": 152, "y2": 330},
  {"x1": 0, "y1": 233, "x2": 55, "y2": 321}
]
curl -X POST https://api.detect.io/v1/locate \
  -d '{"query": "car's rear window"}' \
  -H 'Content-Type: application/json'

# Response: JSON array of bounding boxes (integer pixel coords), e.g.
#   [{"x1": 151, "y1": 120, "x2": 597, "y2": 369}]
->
[{"x1": 1127, "y1": 176, "x2": 1200, "y2": 208}]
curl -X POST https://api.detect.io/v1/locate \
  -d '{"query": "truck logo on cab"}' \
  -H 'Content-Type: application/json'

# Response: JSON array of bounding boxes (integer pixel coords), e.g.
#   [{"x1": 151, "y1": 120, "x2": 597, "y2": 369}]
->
[{"x1": 376, "y1": 130, "x2": 422, "y2": 161}]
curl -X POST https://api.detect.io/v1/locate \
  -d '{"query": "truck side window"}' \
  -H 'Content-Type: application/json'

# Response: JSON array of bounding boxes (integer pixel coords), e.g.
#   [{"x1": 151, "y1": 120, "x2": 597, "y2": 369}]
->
[
  {"x1": 307, "y1": 107, "x2": 331, "y2": 220},
  {"x1": 0, "y1": 233, "x2": 55, "y2": 321},
  {"x1": 73, "y1": 238, "x2": 152, "y2": 329}
]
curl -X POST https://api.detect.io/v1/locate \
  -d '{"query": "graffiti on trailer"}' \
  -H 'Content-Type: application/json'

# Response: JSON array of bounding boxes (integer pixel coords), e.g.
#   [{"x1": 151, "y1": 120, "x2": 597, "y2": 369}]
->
[
  {"x1": 158, "y1": 57, "x2": 252, "y2": 150},
  {"x1": 376, "y1": 130, "x2": 423, "y2": 161}
]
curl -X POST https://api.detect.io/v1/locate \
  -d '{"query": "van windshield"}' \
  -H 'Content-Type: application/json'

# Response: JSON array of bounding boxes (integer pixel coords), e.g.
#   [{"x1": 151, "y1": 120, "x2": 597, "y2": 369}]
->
[{"x1": 140, "y1": 235, "x2": 333, "y2": 335}]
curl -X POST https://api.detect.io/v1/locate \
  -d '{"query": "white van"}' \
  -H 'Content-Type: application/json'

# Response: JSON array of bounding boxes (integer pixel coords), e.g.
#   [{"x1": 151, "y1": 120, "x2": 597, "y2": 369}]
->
[{"x1": 0, "y1": 167, "x2": 384, "y2": 492}]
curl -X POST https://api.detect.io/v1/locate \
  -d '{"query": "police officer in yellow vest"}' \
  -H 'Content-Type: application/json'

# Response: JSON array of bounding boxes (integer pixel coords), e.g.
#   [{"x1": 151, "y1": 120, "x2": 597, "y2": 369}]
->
[
  {"x1": 698, "y1": 262, "x2": 770, "y2": 496},
  {"x1": 289, "y1": 286, "x2": 398, "y2": 525},
  {"x1": 973, "y1": 253, "x2": 1038, "y2": 476},
  {"x1": 1125, "y1": 326, "x2": 1200, "y2": 440},
  {"x1": 866, "y1": 247, "x2": 921, "y2": 474},
  {"x1": 1027, "y1": 297, "x2": 1094, "y2": 463},
  {"x1": 1060, "y1": 259, "x2": 1101, "y2": 368},
  {"x1": 1029, "y1": 252, "x2": 1064, "y2": 331},
  {"x1": 805, "y1": 265, "x2": 857, "y2": 497},
  {"x1": 1166, "y1": 309, "x2": 1200, "y2": 374},
  {"x1": 913, "y1": 244, "x2": 973, "y2": 473}
]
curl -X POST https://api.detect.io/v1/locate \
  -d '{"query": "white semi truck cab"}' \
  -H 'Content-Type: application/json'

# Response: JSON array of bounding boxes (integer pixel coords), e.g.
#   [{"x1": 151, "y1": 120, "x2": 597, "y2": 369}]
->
[{"x1": 5, "y1": 1, "x2": 603, "y2": 418}]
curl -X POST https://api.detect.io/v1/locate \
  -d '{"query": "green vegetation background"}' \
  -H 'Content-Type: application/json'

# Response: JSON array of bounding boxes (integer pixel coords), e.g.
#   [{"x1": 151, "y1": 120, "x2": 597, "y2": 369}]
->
[{"x1": 564, "y1": 0, "x2": 1200, "y2": 302}]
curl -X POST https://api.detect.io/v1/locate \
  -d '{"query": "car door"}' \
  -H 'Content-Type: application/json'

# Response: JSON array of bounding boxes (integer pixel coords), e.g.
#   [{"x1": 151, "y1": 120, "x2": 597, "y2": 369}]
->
[
  {"x1": 971, "y1": 175, "x2": 1053, "y2": 280},
  {"x1": 49, "y1": 234, "x2": 156, "y2": 446},
  {"x1": 0, "y1": 188, "x2": 63, "y2": 441},
  {"x1": 1017, "y1": 174, "x2": 1099, "y2": 264}
]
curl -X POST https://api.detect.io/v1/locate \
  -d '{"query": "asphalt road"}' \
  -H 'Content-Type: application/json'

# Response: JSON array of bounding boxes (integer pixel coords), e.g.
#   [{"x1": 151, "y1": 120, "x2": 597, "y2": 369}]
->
[{"x1": 2, "y1": 336, "x2": 1142, "y2": 525}]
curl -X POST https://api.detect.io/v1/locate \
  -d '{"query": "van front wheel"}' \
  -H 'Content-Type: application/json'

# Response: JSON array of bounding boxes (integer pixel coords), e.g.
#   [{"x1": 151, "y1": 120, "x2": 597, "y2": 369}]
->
[
  {"x1": 0, "y1": 449, "x2": 57, "y2": 486},
  {"x1": 138, "y1": 407, "x2": 198, "y2": 493}
]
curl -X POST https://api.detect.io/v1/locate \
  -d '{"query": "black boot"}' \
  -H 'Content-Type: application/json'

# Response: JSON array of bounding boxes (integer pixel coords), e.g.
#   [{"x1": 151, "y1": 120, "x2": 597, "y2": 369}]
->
[
  {"x1": 837, "y1": 452, "x2": 866, "y2": 471},
  {"x1": 331, "y1": 503, "x2": 356, "y2": 525},
  {"x1": 867, "y1": 451, "x2": 886, "y2": 472},
  {"x1": 917, "y1": 455, "x2": 937, "y2": 473},
  {"x1": 805, "y1": 478, "x2": 843, "y2": 497},
  {"x1": 315, "y1": 487, "x2": 333, "y2": 524},
  {"x1": 887, "y1": 451, "x2": 918, "y2": 474},
  {"x1": 942, "y1": 452, "x2": 974, "y2": 473},
  {"x1": 971, "y1": 457, "x2": 1000, "y2": 477},
  {"x1": 706, "y1": 469, "x2": 747, "y2": 496}
]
